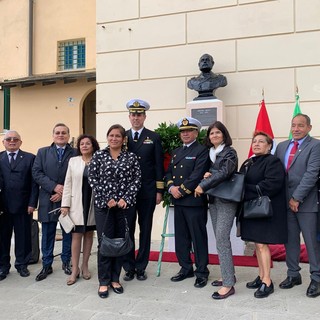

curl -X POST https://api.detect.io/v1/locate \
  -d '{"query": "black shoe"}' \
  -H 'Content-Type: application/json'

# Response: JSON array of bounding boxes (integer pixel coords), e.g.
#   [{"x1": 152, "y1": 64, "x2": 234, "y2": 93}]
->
[
  {"x1": 0, "y1": 270, "x2": 9, "y2": 281},
  {"x1": 17, "y1": 266, "x2": 30, "y2": 277},
  {"x1": 136, "y1": 269, "x2": 147, "y2": 281},
  {"x1": 246, "y1": 276, "x2": 262, "y2": 289},
  {"x1": 279, "y1": 275, "x2": 302, "y2": 289},
  {"x1": 111, "y1": 284, "x2": 124, "y2": 294},
  {"x1": 35, "y1": 266, "x2": 53, "y2": 281},
  {"x1": 62, "y1": 262, "x2": 72, "y2": 275},
  {"x1": 212, "y1": 275, "x2": 236, "y2": 287},
  {"x1": 98, "y1": 289, "x2": 109, "y2": 299},
  {"x1": 170, "y1": 271, "x2": 194, "y2": 282},
  {"x1": 212, "y1": 287, "x2": 235, "y2": 300},
  {"x1": 306, "y1": 280, "x2": 320, "y2": 298},
  {"x1": 123, "y1": 270, "x2": 135, "y2": 281},
  {"x1": 254, "y1": 282, "x2": 274, "y2": 298},
  {"x1": 194, "y1": 277, "x2": 208, "y2": 288}
]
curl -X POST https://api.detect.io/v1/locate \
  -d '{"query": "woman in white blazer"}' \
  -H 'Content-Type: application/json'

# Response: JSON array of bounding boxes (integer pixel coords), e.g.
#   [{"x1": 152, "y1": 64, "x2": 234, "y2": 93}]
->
[{"x1": 61, "y1": 134, "x2": 100, "y2": 285}]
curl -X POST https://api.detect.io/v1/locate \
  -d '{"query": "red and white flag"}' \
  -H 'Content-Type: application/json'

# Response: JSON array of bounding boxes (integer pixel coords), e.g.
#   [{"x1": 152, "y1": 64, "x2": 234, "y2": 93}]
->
[{"x1": 248, "y1": 99, "x2": 276, "y2": 158}]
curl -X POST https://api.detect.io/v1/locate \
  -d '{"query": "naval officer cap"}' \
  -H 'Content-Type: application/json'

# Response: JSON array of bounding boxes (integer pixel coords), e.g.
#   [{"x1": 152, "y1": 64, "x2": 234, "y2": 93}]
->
[
  {"x1": 177, "y1": 117, "x2": 202, "y2": 131},
  {"x1": 126, "y1": 99, "x2": 150, "y2": 114}
]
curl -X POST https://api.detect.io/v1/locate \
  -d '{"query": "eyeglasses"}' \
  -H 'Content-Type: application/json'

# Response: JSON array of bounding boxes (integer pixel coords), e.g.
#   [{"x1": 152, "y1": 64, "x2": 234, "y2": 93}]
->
[
  {"x1": 54, "y1": 131, "x2": 68, "y2": 135},
  {"x1": 4, "y1": 137, "x2": 20, "y2": 142}
]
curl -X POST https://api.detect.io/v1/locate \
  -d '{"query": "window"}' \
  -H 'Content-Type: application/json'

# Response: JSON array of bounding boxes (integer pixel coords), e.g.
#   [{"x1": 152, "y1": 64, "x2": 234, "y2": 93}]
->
[{"x1": 58, "y1": 39, "x2": 85, "y2": 71}]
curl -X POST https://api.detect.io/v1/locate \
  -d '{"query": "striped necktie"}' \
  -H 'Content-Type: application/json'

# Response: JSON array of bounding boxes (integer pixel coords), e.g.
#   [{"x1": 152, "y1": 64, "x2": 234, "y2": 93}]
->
[{"x1": 286, "y1": 141, "x2": 299, "y2": 171}]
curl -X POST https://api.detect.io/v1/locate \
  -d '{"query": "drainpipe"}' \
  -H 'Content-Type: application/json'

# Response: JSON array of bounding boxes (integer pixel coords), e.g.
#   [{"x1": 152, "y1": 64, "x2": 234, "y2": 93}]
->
[
  {"x1": 28, "y1": 0, "x2": 33, "y2": 76},
  {"x1": 3, "y1": 88, "x2": 10, "y2": 130}
]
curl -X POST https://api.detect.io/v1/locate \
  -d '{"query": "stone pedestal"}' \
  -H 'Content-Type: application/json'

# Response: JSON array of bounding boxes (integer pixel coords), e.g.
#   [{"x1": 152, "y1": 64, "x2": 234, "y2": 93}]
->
[{"x1": 186, "y1": 99, "x2": 224, "y2": 127}]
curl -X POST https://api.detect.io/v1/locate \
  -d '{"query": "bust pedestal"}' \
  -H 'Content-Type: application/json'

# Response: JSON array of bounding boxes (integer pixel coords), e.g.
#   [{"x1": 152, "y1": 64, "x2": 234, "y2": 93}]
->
[{"x1": 186, "y1": 99, "x2": 224, "y2": 127}]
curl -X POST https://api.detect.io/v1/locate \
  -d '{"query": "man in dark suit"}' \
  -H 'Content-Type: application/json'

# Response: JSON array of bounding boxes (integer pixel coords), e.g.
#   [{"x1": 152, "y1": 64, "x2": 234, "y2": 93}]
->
[
  {"x1": 32, "y1": 123, "x2": 77, "y2": 281},
  {"x1": 275, "y1": 113, "x2": 320, "y2": 297},
  {"x1": 123, "y1": 99, "x2": 164, "y2": 281},
  {"x1": 165, "y1": 117, "x2": 210, "y2": 288},
  {"x1": 0, "y1": 130, "x2": 39, "y2": 280}
]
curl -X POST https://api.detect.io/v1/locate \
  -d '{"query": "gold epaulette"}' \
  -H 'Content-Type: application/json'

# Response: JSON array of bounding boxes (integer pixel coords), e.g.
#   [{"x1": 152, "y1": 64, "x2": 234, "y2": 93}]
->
[{"x1": 180, "y1": 184, "x2": 192, "y2": 194}]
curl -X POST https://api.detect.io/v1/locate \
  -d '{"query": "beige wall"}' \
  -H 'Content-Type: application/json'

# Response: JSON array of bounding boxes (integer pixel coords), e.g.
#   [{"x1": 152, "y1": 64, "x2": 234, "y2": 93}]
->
[
  {"x1": 34, "y1": 0, "x2": 96, "y2": 74},
  {"x1": 0, "y1": 0, "x2": 96, "y2": 153},
  {"x1": 0, "y1": 0, "x2": 29, "y2": 79},
  {"x1": 96, "y1": 0, "x2": 320, "y2": 241},
  {"x1": 4, "y1": 80, "x2": 95, "y2": 155},
  {"x1": 0, "y1": 0, "x2": 96, "y2": 79}
]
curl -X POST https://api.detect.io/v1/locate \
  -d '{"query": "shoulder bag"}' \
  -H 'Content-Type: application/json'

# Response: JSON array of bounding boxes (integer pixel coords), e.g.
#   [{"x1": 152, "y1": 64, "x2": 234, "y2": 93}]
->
[
  {"x1": 205, "y1": 172, "x2": 245, "y2": 202},
  {"x1": 243, "y1": 185, "x2": 273, "y2": 219},
  {"x1": 100, "y1": 209, "x2": 133, "y2": 257}
]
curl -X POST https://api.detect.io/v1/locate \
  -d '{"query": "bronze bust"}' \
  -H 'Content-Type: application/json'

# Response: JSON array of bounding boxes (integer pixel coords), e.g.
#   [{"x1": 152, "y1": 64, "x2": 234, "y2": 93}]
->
[{"x1": 187, "y1": 54, "x2": 227, "y2": 100}]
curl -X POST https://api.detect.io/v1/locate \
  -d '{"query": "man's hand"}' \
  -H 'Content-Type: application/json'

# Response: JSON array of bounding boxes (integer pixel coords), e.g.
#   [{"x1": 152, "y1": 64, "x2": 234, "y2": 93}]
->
[
  {"x1": 170, "y1": 186, "x2": 182, "y2": 199},
  {"x1": 289, "y1": 198, "x2": 299, "y2": 213},
  {"x1": 50, "y1": 193, "x2": 62, "y2": 202},
  {"x1": 54, "y1": 184, "x2": 64, "y2": 196},
  {"x1": 27, "y1": 206, "x2": 35, "y2": 214},
  {"x1": 156, "y1": 192, "x2": 163, "y2": 205}
]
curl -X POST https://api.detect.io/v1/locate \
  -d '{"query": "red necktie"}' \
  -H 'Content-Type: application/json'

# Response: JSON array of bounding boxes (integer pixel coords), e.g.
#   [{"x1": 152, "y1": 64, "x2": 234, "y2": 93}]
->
[{"x1": 286, "y1": 141, "x2": 299, "y2": 171}]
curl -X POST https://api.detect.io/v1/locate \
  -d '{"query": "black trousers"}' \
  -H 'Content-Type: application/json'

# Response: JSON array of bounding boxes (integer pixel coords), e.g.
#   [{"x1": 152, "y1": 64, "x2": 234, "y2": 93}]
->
[
  {"x1": 174, "y1": 205, "x2": 209, "y2": 278},
  {"x1": 95, "y1": 206, "x2": 125, "y2": 286},
  {"x1": 0, "y1": 211, "x2": 32, "y2": 271},
  {"x1": 123, "y1": 196, "x2": 156, "y2": 272}
]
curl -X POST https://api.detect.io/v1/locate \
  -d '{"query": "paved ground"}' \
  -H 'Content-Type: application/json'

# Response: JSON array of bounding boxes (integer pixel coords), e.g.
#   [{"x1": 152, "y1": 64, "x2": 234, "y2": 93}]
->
[{"x1": 0, "y1": 238, "x2": 319, "y2": 320}]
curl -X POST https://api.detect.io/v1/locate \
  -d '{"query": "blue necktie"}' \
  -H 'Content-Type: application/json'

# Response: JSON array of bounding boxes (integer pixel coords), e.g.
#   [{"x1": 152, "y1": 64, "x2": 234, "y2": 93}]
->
[{"x1": 57, "y1": 148, "x2": 64, "y2": 162}]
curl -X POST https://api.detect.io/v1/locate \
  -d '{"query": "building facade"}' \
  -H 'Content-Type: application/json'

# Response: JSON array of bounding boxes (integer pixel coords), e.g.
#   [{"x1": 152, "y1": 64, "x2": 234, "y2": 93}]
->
[{"x1": 0, "y1": 0, "x2": 96, "y2": 153}]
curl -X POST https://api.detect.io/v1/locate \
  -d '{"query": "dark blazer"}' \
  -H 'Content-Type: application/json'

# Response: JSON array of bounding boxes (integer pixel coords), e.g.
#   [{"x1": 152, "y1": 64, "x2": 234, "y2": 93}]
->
[
  {"x1": 275, "y1": 136, "x2": 320, "y2": 212},
  {"x1": 32, "y1": 143, "x2": 77, "y2": 222},
  {"x1": 126, "y1": 128, "x2": 164, "y2": 199},
  {"x1": 165, "y1": 141, "x2": 209, "y2": 207},
  {"x1": 0, "y1": 150, "x2": 38, "y2": 214}
]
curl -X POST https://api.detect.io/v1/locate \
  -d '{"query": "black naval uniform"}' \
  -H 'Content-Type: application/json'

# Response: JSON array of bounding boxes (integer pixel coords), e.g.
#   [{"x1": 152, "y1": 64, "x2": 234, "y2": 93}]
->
[
  {"x1": 124, "y1": 127, "x2": 164, "y2": 273},
  {"x1": 165, "y1": 140, "x2": 210, "y2": 278}
]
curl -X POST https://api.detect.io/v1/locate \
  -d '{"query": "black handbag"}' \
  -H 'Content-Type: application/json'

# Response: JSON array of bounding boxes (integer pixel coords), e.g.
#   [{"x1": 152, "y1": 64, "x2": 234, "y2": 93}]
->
[
  {"x1": 100, "y1": 209, "x2": 133, "y2": 257},
  {"x1": 243, "y1": 185, "x2": 273, "y2": 219},
  {"x1": 205, "y1": 172, "x2": 245, "y2": 202}
]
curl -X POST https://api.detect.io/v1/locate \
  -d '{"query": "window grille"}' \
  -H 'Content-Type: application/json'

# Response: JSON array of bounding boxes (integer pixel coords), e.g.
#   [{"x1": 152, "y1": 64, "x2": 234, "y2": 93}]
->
[{"x1": 58, "y1": 39, "x2": 85, "y2": 71}]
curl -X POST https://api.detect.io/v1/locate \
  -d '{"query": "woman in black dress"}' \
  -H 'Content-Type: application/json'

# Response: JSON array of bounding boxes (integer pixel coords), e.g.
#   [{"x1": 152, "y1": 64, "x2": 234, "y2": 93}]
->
[
  {"x1": 61, "y1": 135, "x2": 100, "y2": 285},
  {"x1": 240, "y1": 131, "x2": 287, "y2": 298}
]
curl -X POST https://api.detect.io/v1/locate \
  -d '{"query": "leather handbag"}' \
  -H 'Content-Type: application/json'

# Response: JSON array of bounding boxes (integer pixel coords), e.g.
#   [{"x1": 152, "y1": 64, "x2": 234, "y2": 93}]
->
[
  {"x1": 58, "y1": 213, "x2": 75, "y2": 233},
  {"x1": 205, "y1": 172, "x2": 245, "y2": 202},
  {"x1": 100, "y1": 209, "x2": 133, "y2": 257},
  {"x1": 243, "y1": 185, "x2": 273, "y2": 219}
]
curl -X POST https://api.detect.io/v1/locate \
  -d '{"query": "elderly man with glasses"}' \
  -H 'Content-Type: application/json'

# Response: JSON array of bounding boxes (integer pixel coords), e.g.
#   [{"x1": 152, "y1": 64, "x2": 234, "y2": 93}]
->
[{"x1": 0, "y1": 130, "x2": 39, "y2": 281}]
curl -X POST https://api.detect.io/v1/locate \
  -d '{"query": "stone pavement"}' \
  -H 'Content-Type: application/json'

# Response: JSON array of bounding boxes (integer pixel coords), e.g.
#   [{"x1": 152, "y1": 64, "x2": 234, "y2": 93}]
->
[{"x1": 0, "y1": 238, "x2": 319, "y2": 320}]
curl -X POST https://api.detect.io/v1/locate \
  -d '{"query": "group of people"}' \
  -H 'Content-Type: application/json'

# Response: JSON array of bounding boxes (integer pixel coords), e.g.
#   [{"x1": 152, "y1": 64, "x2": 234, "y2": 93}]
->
[
  {"x1": 0, "y1": 101, "x2": 320, "y2": 301},
  {"x1": 165, "y1": 112, "x2": 320, "y2": 300}
]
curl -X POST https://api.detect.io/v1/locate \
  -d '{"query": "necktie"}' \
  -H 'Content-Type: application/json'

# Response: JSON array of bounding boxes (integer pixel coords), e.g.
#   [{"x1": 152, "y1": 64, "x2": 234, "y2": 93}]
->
[
  {"x1": 9, "y1": 152, "x2": 15, "y2": 168},
  {"x1": 286, "y1": 141, "x2": 299, "y2": 171},
  {"x1": 183, "y1": 145, "x2": 188, "y2": 150},
  {"x1": 57, "y1": 148, "x2": 64, "y2": 162},
  {"x1": 133, "y1": 131, "x2": 139, "y2": 142}
]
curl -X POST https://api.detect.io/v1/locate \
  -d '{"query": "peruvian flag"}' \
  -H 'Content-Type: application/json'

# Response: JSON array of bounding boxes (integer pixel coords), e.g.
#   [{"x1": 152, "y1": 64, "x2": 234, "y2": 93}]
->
[{"x1": 248, "y1": 99, "x2": 276, "y2": 158}]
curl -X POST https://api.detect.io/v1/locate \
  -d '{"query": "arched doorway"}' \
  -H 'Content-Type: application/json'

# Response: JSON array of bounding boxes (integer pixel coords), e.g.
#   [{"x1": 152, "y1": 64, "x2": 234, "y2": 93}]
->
[{"x1": 82, "y1": 89, "x2": 96, "y2": 137}]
